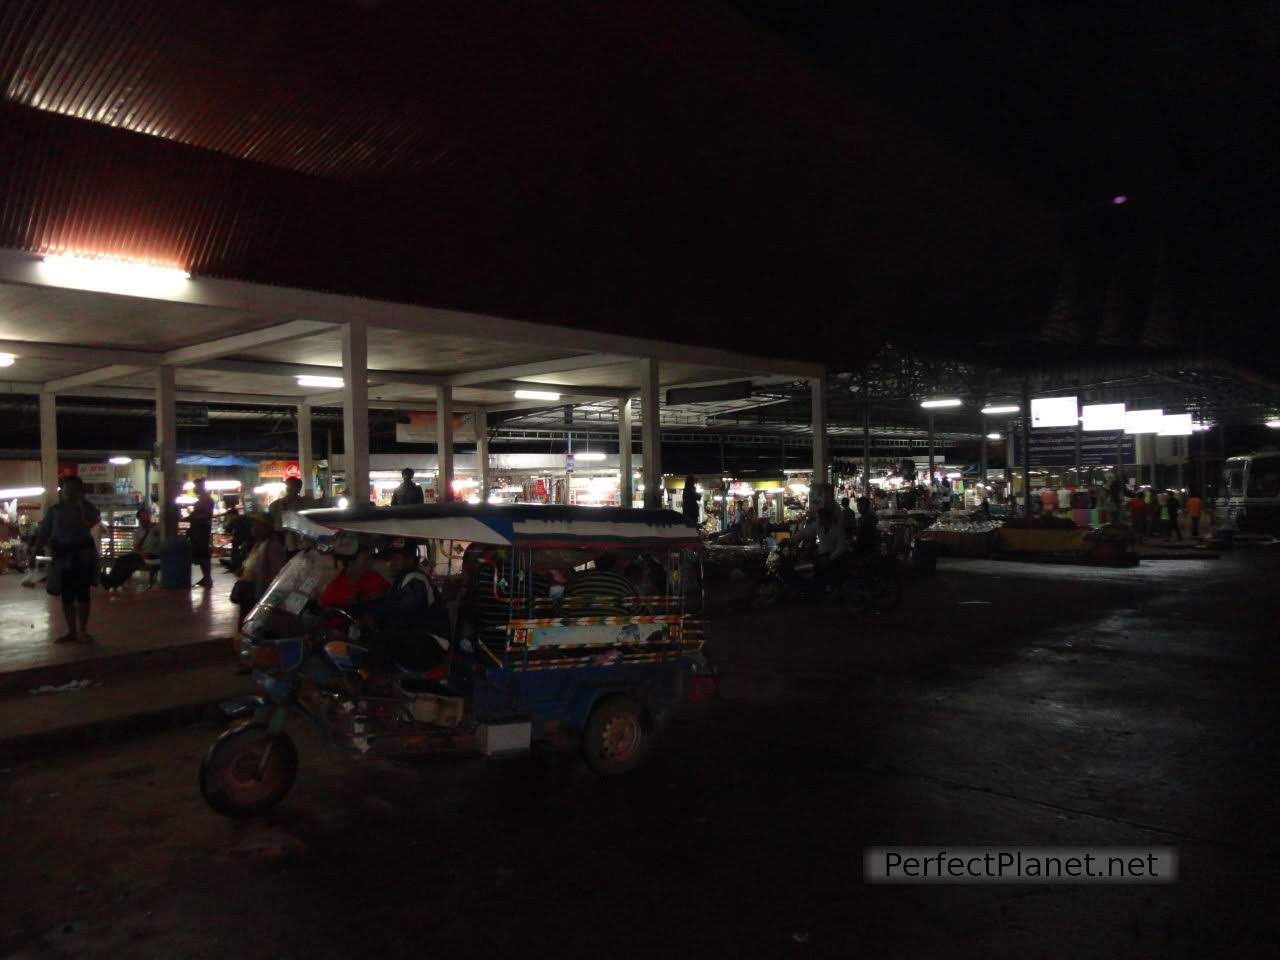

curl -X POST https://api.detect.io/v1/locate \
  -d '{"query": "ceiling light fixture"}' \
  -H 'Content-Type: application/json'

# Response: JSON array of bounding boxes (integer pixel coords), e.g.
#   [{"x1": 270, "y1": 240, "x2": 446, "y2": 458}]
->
[
  {"x1": 513, "y1": 389, "x2": 561, "y2": 401},
  {"x1": 296, "y1": 375, "x2": 344, "y2": 388},
  {"x1": 986, "y1": 433, "x2": 1002, "y2": 441},
  {"x1": 0, "y1": 352, "x2": 15, "y2": 367},
  {"x1": 980, "y1": 404, "x2": 1019, "y2": 415},
  {"x1": 920, "y1": 398, "x2": 962, "y2": 409},
  {"x1": 108, "y1": 456, "x2": 132, "y2": 465},
  {"x1": 39, "y1": 253, "x2": 190, "y2": 297},
  {"x1": 0, "y1": 486, "x2": 44, "y2": 499}
]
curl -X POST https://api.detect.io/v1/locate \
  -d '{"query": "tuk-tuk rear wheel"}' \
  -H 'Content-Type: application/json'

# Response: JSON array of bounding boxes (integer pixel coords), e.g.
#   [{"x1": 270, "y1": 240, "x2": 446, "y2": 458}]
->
[{"x1": 582, "y1": 697, "x2": 650, "y2": 775}]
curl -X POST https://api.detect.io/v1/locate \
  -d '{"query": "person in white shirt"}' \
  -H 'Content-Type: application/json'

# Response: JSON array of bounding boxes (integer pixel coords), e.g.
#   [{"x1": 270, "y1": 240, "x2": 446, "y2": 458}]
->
[{"x1": 797, "y1": 507, "x2": 849, "y2": 590}]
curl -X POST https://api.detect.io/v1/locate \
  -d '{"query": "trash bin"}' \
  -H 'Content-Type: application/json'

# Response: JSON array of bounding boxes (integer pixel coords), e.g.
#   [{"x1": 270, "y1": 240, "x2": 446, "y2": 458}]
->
[
  {"x1": 910, "y1": 539, "x2": 939, "y2": 574},
  {"x1": 159, "y1": 538, "x2": 192, "y2": 589}
]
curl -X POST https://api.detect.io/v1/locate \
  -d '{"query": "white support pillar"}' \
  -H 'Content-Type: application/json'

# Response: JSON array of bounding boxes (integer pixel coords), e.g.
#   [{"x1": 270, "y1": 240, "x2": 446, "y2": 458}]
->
[
  {"x1": 38, "y1": 391, "x2": 58, "y2": 512},
  {"x1": 156, "y1": 366, "x2": 178, "y2": 539},
  {"x1": 341, "y1": 321, "x2": 370, "y2": 506},
  {"x1": 639, "y1": 359, "x2": 661, "y2": 509},
  {"x1": 811, "y1": 374, "x2": 829, "y2": 485},
  {"x1": 297, "y1": 402, "x2": 313, "y2": 498},
  {"x1": 618, "y1": 395, "x2": 634, "y2": 508},
  {"x1": 436, "y1": 383, "x2": 454, "y2": 501},
  {"x1": 474, "y1": 409, "x2": 490, "y2": 502}
]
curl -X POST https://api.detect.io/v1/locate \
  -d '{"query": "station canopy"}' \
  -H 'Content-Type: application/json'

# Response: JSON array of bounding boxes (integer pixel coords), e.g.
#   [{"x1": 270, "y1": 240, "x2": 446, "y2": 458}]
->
[{"x1": 0, "y1": 0, "x2": 1053, "y2": 413}]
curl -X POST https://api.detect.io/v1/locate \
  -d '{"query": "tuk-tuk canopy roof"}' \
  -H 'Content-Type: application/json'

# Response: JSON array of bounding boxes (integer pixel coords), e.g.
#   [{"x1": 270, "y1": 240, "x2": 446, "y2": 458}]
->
[{"x1": 291, "y1": 503, "x2": 701, "y2": 550}]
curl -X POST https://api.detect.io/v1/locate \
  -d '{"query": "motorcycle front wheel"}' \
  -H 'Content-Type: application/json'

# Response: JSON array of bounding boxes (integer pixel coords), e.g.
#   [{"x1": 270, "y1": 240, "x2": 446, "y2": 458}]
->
[{"x1": 200, "y1": 723, "x2": 298, "y2": 819}]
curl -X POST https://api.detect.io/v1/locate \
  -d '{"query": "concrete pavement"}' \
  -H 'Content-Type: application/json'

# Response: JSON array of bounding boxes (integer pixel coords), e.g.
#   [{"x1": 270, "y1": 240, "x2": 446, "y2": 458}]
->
[{"x1": 1, "y1": 549, "x2": 1277, "y2": 957}]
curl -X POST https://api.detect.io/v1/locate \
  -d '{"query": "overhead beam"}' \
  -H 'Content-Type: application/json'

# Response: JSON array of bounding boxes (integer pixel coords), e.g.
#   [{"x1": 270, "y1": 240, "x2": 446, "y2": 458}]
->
[
  {"x1": 481, "y1": 379, "x2": 631, "y2": 400},
  {"x1": 161, "y1": 320, "x2": 334, "y2": 365},
  {"x1": 448, "y1": 353, "x2": 629, "y2": 386},
  {"x1": 0, "y1": 338, "x2": 159, "y2": 367},
  {"x1": 199, "y1": 357, "x2": 445, "y2": 386},
  {"x1": 44, "y1": 364, "x2": 148, "y2": 392}
]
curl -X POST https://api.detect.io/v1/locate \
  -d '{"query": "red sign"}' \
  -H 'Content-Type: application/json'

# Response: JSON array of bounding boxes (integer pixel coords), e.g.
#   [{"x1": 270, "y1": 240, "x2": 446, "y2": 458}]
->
[
  {"x1": 57, "y1": 463, "x2": 77, "y2": 479},
  {"x1": 259, "y1": 460, "x2": 301, "y2": 480}
]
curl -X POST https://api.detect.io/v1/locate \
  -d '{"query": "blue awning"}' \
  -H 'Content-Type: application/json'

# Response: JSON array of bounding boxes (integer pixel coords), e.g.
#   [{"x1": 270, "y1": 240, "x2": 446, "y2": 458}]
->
[{"x1": 177, "y1": 454, "x2": 259, "y2": 467}]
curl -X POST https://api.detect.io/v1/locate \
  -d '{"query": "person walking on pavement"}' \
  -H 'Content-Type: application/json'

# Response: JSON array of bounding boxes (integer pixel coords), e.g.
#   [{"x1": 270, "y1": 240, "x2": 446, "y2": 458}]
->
[
  {"x1": 34, "y1": 475, "x2": 101, "y2": 643},
  {"x1": 1164, "y1": 490, "x2": 1183, "y2": 541},
  {"x1": 1127, "y1": 490, "x2": 1148, "y2": 540},
  {"x1": 391, "y1": 467, "x2": 425, "y2": 506},
  {"x1": 188, "y1": 477, "x2": 215, "y2": 588},
  {"x1": 681, "y1": 475, "x2": 700, "y2": 526},
  {"x1": 1185, "y1": 489, "x2": 1204, "y2": 539}
]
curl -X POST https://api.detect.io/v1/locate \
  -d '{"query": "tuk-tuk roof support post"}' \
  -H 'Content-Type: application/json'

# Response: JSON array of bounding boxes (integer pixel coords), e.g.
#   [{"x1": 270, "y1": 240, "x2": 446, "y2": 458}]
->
[
  {"x1": 342, "y1": 320, "x2": 370, "y2": 505},
  {"x1": 640, "y1": 359, "x2": 661, "y2": 510}
]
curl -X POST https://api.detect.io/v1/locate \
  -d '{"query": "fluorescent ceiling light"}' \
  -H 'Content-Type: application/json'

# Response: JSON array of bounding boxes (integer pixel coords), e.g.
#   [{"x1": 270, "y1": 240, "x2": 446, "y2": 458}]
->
[
  {"x1": 514, "y1": 389, "x2": 561, "y2": 400},
  {"x1": 1081, "y1": 402, "x2": 1127, "y2": 432},
  {"x1": 182, "y1": 478, "x2": 241, "y2": 491},
  {"x1": 0, "y1": 352, "x2": 15, "y2": 367},
  {"x1": 575, "y1": 452, "x2": 606, "y2": 462},
  {"x1": 1124, "y1": 408, "x2": 1164, "y2": 434},
  {"x1": 1266, "y1": 420, "x2": 1280, "y2": 429},
  {"x1": 0, "y1": 486, "x2": 44, "y2": 499},
  {"x1": 980, "y1": 404, "x2": 1019, "y2": 415},
  {"x1": 296, "y1": 375, "x2": 344, "y2": 388},
  {"x1": 1158, "y1": 413, "x2": 1194, "y2": 436},
  {"x1": 1031, "y1": 396, "x2": 1079, "y2": 428},
  {"x1": 39, "y1": 254, "x2": 190, "y2": 298},
  {"x1": 108, "y1": 456, "x2": 133, "y2": 465},
  {"x1": 986, "y1": 433, "x2": 1002, "y2": 440},
  {"x1": 920, "y1": 398, "x2": 962, "y2": 409}
]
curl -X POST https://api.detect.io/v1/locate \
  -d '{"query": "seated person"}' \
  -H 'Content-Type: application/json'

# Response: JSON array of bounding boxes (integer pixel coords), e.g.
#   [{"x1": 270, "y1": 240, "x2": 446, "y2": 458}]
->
[
  {"x1": 459, "y1": 547, "x2": 513, "y2": 657},
  {"x1": 561, "y1": 552, "x2": 639, "y2": 616},
  {"x1": 319, "y1": 545, "x2": 389, "y2": 609},
  {"x1": 363, "y1": 542, "x2": 450, "y2": 673},
  {"x1": 101, "y1": 508, "x2": 162, "y2": 590}
]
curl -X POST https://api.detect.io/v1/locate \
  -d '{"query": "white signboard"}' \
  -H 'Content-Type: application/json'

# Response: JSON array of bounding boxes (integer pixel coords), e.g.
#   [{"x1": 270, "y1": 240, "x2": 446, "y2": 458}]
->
[
  {"x1": 1081, "y1": 403, "x2": 1127, "y2": 432},
  {"x1": 1031, "y1": 396, "x2": 1078, "y2": 429},
  {"x1": 1158, "y1": 413, "x2": 1193, "y2": 436},
  {"x1": 76, "y1": 463, "x2": 116, "y2": 483},
  {"x1": 1124, "y1": 408, "x2": 1164, "y2": 435}
]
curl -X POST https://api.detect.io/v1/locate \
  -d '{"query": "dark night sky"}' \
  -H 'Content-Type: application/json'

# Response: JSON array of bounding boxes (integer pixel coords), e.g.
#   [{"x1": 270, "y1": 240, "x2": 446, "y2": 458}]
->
[{"x1": 729, "y1": 1, "x2": 1280, "y2": 373}]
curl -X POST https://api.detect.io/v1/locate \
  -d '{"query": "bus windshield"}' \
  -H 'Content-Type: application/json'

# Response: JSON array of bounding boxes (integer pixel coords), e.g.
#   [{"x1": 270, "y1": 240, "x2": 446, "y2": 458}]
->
[{"x1": 1246, "y1": 456, "x2": 1280, "y2": 498}]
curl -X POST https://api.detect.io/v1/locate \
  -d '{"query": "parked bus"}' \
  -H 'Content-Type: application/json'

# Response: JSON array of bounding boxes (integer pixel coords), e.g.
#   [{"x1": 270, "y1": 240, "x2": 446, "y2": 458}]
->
[{"x1": 1219, "y1": 450, "x2": 1280, "y2": 535}]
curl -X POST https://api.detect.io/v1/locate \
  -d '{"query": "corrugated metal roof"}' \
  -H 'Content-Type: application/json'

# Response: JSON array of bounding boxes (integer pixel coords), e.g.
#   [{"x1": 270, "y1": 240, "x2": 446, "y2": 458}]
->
[{"x1": 0, "y1": 0, "x2": 1054, "y2": 361}]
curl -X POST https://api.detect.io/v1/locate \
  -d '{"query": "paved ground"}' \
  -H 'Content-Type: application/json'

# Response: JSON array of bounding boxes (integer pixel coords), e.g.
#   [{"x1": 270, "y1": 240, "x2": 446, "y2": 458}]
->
[
  {"x1": 1, "y1": 550, "x2": 1278, "y2": 958},
  {"x1": 0, "y1": 571, "x2": 237, "y2": 676}
]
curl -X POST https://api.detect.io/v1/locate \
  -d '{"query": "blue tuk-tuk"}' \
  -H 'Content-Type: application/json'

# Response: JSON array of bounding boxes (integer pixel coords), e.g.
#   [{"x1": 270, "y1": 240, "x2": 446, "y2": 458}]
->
[{"x1": 200, "y1": 503, "x2": 712, "y2": 818}]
